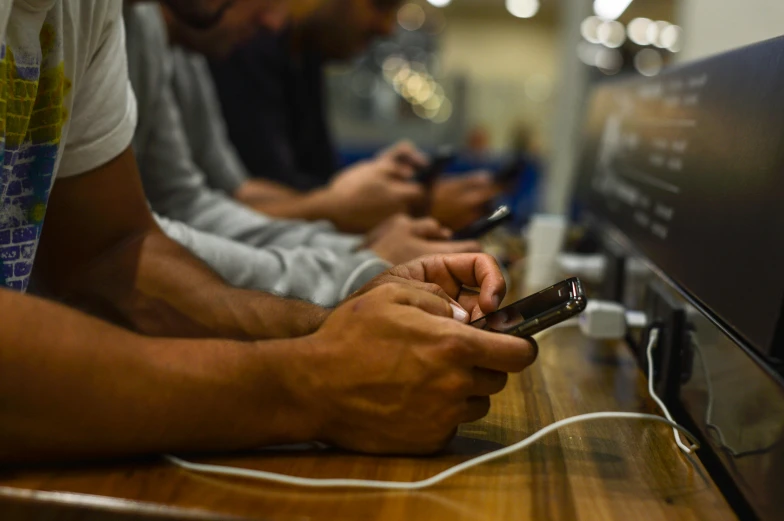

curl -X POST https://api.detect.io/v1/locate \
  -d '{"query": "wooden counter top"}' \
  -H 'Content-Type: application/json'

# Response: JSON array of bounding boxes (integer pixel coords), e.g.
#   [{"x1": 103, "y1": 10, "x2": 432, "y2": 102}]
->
[{"x1": 0, "y1": 328, "x2": 736, "y2": 521}]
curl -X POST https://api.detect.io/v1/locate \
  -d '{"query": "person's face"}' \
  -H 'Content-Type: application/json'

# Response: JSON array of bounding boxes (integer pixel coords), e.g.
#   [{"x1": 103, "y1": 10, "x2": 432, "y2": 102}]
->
[
  {"x1": 300, "y1": 0, "x2": 402, "y2": 61},
  {"x1": 162, "y1": 0, "x2": 289, "y2": 59}
]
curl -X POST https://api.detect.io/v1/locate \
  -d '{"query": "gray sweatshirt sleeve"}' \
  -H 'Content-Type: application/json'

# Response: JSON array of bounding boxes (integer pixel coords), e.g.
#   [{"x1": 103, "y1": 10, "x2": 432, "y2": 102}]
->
[
  {"x1": 124, "y1": 4, "x2": 390, "y2": 303},
  {"x1": 156, "y1": 215, "x2": 387, "y2": 306},
  {"x1": 125, "y1": 5, "x2": 357, "y2": 252},
  {"x1": 169, "y1": 48, "x2": 248, "y2": 196}
]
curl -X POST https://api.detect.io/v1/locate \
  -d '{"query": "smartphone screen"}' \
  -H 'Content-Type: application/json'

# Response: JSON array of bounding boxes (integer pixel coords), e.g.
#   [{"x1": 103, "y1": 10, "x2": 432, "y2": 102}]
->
[
  {"x1": 470, "y1": 278, "x2": 587, "y2": 338},
  {"x1": 453, "y1": 205, "x2": 512, "y2": 240}
]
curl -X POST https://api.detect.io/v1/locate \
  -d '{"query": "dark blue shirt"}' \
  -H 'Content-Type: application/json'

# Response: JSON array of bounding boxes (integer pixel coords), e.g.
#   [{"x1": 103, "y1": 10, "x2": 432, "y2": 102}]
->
[{"x1": 208, "y1": 31, "x2": 338, "y2": 191}]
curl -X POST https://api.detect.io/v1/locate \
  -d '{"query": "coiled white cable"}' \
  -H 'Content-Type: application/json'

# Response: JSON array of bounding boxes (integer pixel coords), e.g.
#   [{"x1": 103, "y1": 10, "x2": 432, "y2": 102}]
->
[{"x1": 165, "y1": 326, "x2": 698, "y2": 490}]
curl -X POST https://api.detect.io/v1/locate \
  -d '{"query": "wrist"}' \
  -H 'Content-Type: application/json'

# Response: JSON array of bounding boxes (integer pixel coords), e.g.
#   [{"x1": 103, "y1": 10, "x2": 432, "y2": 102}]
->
[
  {"x1": 300, "y1": 305, "x2": 331, "y2": 336},
  {"x1": 249, "y1": 335, "x2": 327, "y2": 443},
  {"x1": 303, "y1": 187, "x2": 340, "y2": 221},
  {"x1": 215, "y1": 291, "x2": 331, "y2": 340},
  {"x1": 307, "y1": 187, "x2": 356, "y2": 232}
]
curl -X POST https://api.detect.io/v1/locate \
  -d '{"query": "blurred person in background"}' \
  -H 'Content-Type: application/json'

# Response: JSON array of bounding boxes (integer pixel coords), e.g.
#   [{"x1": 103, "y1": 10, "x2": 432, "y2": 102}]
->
[
  {"x1": 466, "y1": 125, "x2": 492, "y2": 158},
  {"x1": 207, "y1": 0, "x2": 504, "y2": 232},
  {"x1": 125, "y1": 0, "x2": 481, "y2": 306}
]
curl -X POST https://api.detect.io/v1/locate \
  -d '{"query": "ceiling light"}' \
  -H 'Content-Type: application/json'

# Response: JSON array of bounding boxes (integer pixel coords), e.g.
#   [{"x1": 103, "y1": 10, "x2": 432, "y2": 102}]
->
[
  {"x1": 593, "y1": 0, "x2": 634, "y2": 21},
  {"x1": 506, "y1": 0, "x2": 540, "y2": 19}
]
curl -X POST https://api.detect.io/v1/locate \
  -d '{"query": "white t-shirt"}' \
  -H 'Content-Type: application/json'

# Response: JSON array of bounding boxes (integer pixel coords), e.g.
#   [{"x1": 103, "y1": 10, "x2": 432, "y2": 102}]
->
[{"x1": 0, "y1": 0, "x2": 136, "y2": 291}]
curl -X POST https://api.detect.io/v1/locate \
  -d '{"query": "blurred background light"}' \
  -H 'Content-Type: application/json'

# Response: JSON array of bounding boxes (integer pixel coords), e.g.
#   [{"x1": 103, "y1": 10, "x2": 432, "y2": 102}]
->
[
  {"x1": 580, "y1": 16, "x2": 602, "y2": 44},
  {"x1": 647, "y1": 20, "x2": 671, "y2": 48},
  {"x1": 397, "y1": 3, "x2": 426, "y2": 32},
  {"x1": 506, "y1": 0, "x2": 541, "y2": 19},
  {"x1": 635, "y1": 48, "x2": 664, "y2": 76},
  {"x1": 577, "y1": 41, "x2": 601, "y2": 66},
  {"x1": 431, "y1": 98, "x2": 453, "y2": 124},
  {"x1": 660, "y1": 24, "x2": 684, "y2": 52},
  {"x1": 426, "y1": 0, "x2": 452, "y2": 7},
  {"x1": 627, "y1": 17, "x2": 651, "y2": 46},
  {"x1": 596, "y1": 48, "x2": 623, "y2": 75},
  {"x1": 597, "y1": 20, "x2": 626, "y2": 48}
]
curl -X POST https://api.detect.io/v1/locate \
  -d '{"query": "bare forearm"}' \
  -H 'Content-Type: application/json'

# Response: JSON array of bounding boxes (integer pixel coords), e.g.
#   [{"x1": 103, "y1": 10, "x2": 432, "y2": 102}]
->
[
  {"x1": 59, "y1": 231, "x2": 330, "y2": 340},
  {"x1": 247, "y1": 188, "x2": 345, "y2": 226},
  {"x1": 233, "y1": 179, "x2": 302, "y2": 204},
  {"x1": 0, "y1": 289, "x2": 316, "y2": 463},
  {"x1": 35, "y1": 149, "x2": 328, "y2": 341}
]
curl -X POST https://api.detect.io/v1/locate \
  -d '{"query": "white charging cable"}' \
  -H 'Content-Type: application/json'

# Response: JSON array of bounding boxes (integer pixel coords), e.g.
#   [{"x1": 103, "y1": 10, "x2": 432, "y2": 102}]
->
[
  {"x1": 165, "y1": 412, "x2": 695, "y2": 490},
  {"x1": 645, "y1": 328, "x2": 697, "y2": 454},
  {"x1": 164, "y1": 327, "x2": 698, "y2": 490}
]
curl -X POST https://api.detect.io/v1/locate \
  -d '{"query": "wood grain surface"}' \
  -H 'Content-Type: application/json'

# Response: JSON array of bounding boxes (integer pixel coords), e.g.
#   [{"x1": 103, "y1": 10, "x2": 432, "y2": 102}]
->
[{"x1": 0, "y1": 326, "x2": 737, "y2": 521}]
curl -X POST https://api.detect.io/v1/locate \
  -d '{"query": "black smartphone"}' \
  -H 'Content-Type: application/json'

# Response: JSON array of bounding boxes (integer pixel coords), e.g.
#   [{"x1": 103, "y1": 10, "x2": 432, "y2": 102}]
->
[
  {"x1": 452, "y1": 205, "x2": 512, "y2": 240},
  {"x1": 470, "y1": 278, "x2": 587, "y2": 338},
  {"x1": 414, "y1": 147, "x2": 456, "y2": 186}
]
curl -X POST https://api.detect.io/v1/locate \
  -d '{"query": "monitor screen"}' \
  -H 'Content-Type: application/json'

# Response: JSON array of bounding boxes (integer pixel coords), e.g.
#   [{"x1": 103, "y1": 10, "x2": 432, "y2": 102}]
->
[{"x1": 576, "y1": 37, "x2": 784, "y2": 356}]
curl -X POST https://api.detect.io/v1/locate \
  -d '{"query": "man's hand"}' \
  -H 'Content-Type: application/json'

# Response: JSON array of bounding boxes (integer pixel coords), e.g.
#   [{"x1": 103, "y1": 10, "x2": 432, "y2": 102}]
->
[
  {"x1": 355, "y1": 253, "x2": 507, "y2": 322},
  {"x1": 290, "y1": 283, "x2": 537, "y2": 454},
  {"x1": 364, "y1": 214, "x2": 482, "y2": 265},
  {"x1": 321, "y1": 158, "x2": 425, "y2": 232},
  {"x1": 432, "y1": 171, "x2": 505, "y2": 231}
]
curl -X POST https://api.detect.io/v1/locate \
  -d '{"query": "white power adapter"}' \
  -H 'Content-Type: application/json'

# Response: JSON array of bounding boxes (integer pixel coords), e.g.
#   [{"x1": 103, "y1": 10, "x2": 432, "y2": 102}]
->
[
  {"x1": 575, "y1": 300, "x2": 649, "y2": 340},
  {"x1": 579, "y1": 301, "x2": 627, "y2": 339}
]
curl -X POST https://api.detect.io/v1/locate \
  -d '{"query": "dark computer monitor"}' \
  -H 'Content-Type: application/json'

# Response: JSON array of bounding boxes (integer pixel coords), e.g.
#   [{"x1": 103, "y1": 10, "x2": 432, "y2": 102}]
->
[{"x1": 574, "y1": 36, "x2": 784, "y2": 358}]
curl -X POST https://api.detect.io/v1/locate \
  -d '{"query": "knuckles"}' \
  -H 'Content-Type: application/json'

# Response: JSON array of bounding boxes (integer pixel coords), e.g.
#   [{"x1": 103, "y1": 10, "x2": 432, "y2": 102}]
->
[{"x1": 437, "y1": 371, "x2": 473, "y2": 398}]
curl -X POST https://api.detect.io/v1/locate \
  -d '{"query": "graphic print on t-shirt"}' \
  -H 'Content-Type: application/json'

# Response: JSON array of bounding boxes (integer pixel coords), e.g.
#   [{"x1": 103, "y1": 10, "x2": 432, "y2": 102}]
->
[{"x1": 0, "y1": 22, "x2": 70, "y2": 291}]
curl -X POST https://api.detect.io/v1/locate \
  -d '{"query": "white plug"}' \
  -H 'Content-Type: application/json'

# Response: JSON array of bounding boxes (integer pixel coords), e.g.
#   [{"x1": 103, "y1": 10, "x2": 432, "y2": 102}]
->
[
  {"x1": 578, "y1": 300, "x2": 649, "y2": 340},
  {"x1": 579, "y1": 301, "x2": 627, "y2": 339},
  {"x1": 556, "y1": 253, "x2": 652, "y2": 285},
  {"x1": 556, "y1": 253, "x2": 607, "y2": 283}
]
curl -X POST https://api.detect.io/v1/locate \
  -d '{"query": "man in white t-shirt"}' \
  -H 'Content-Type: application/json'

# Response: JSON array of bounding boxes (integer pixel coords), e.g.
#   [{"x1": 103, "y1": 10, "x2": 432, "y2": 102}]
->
[{"x1": 0, "y1": 0, "x2": 535, "y2": 462}]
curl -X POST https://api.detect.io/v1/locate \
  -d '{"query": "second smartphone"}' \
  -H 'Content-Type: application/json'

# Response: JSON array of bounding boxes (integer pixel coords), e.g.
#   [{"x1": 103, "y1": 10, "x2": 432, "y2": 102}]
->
[{"x1": 452, "y1": 205, "x2": 512, "y2": 240}]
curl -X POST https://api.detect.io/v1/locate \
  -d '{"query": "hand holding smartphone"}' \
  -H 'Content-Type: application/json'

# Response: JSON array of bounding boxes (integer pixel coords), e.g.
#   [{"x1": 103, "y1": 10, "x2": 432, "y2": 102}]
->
[
  {"x1": 413, "y1": 146, "x2": 456, "y2": 187},
  {"x1": 470, "y1": 278, "x2": 587, "y2": 338},
  {"x1": 409, "y1": 146, "x2": 456, "y2": 217}
]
